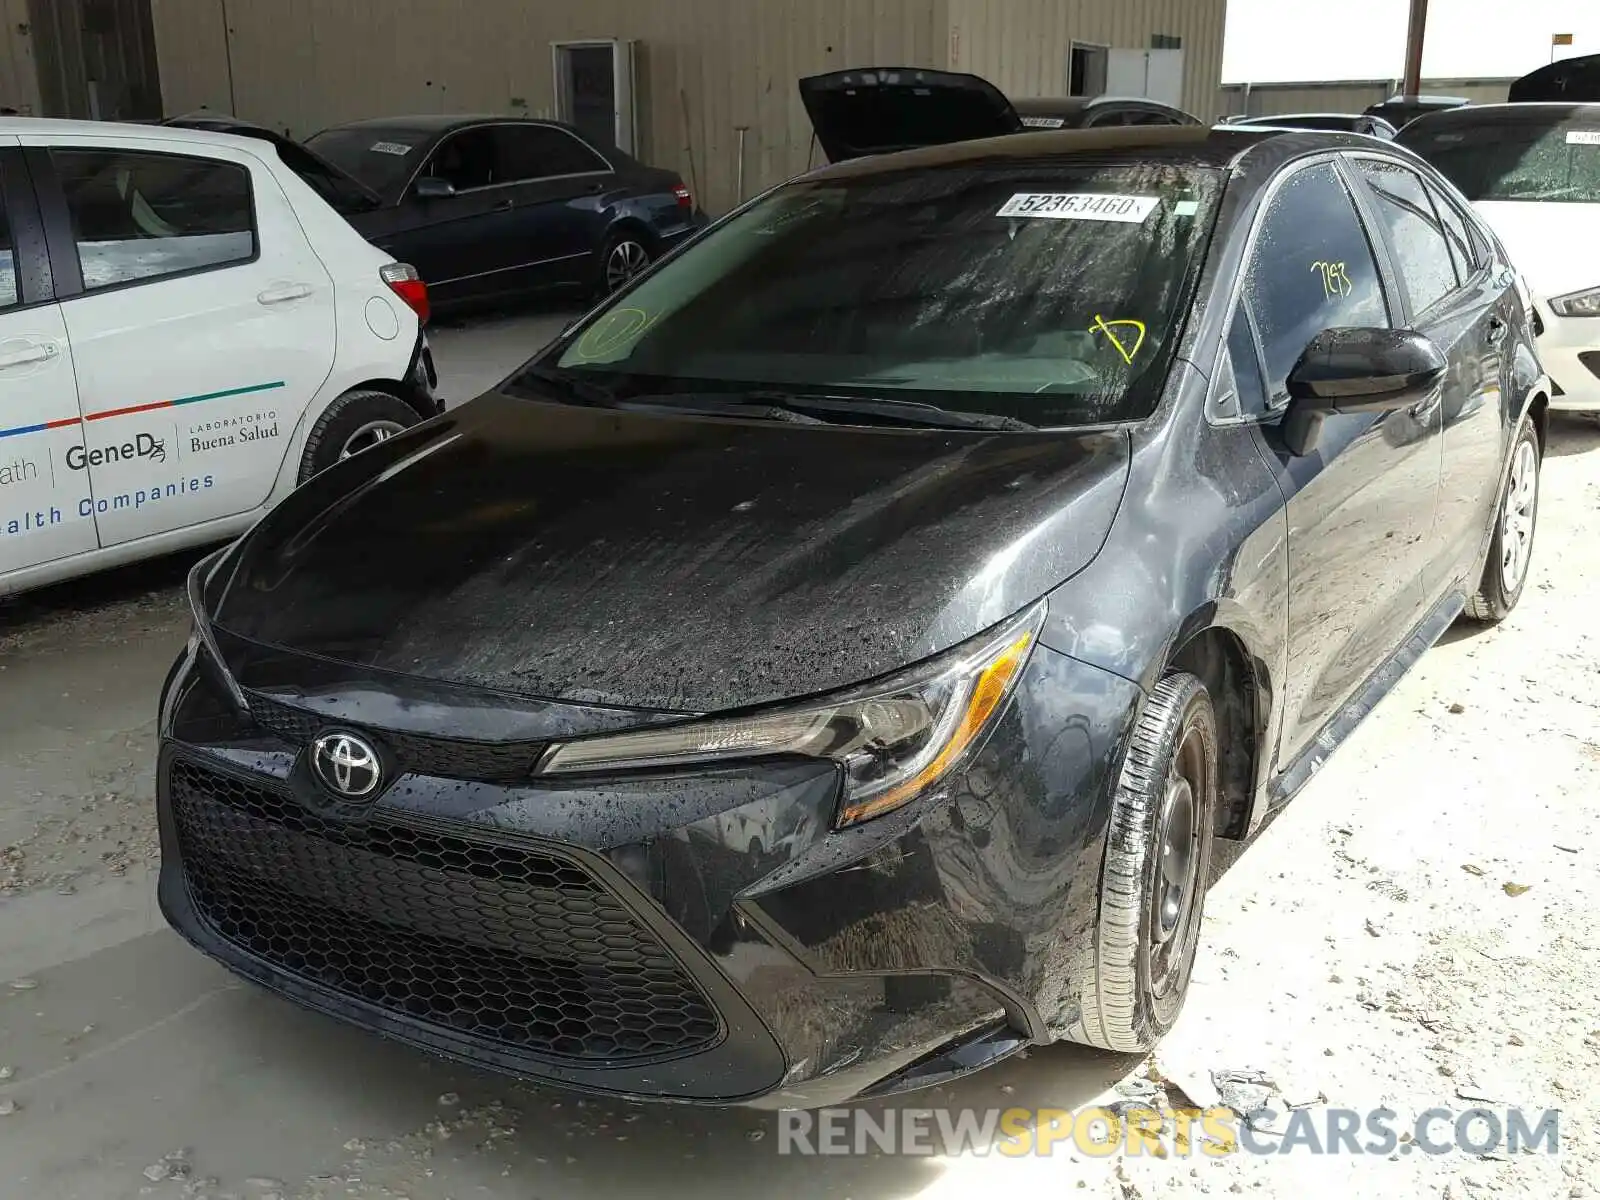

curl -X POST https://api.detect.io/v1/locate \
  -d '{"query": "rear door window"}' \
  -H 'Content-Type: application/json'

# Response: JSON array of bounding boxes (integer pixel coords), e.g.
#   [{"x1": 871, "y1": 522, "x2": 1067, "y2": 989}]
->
[
  {"x1": 1423, "y1": 178, "x2": 1481, "y2": 279},
  {"x1": 1240, "y1": 162, "x2": 1391, "y2": 403},
  {"x1": 493, "y1": 125, "x2": 609, "y2": 182},
  {"x1": 51, "y1": 148, "x2": 256, "y2": 291},
  {"x1": 1352, "y1": 158, "x2": 1460, "y2": 313}
]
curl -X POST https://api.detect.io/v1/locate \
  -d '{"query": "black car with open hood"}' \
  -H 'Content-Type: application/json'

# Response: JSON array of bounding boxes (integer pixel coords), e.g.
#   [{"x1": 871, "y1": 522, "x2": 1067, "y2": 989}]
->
[
  {"x1": 798, "y1": 67, "x2": 1024, "y2": 161},
  {"x1": 1508, "y1": 53, "x2": 1600, "y2": 102},
  {"x1": 156, "y1": 117, "x2": 1548, "y2": 1109}
]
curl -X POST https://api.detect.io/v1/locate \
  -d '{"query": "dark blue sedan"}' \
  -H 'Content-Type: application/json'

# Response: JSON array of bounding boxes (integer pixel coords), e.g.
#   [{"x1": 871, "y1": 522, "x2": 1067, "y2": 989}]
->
[
  {"x1": 305, "y1": 115, "x2": 707, "y2": 310},
  {"x1": 168, "y1": 112, "x2": 707, "y2": 312}
]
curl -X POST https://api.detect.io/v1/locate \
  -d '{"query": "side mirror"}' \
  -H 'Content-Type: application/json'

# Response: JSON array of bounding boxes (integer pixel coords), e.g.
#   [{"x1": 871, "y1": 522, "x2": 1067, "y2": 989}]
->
[
  {"x1": 414, "y1": 177, "x2": 456, "y2": 200},
  {"x1": 1279, "y1": 327, "x2": 1447, "y2": 456}
]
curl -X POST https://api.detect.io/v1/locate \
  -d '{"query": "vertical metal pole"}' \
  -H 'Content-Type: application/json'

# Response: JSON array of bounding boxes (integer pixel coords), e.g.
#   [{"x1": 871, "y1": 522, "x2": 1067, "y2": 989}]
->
[
  {"x1": 734, "y1": 126, "x2": 748, "y2": 204},
  {"x1": 219, "y1": 0, "x2": 238, "y2": 115},
  {"x1": 1401, "y1": 0, "x2": 1429, "y2": 98}
]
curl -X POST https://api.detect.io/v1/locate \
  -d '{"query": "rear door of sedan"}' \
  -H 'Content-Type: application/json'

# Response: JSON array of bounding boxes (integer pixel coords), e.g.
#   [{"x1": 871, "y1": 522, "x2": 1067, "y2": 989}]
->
[
  {"x1": 1344, "y1": 153, "x2": 1514, "y2": 594},
  {"x1": 490, "y1": 122, "x2": 614, "y2": 288}
]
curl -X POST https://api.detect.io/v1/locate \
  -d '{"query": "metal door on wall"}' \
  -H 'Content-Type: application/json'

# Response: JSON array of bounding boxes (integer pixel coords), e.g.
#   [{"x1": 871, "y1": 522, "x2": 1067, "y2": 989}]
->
[
  {"x1": 27, "y1": 0, "x2": 163, "y2": 120},
  {"x1": 552, "y1": 40, "x2": 638, "y2": 155},
  {"x1": 1106, "y1": 49, "x2": 1185, "y2": 107}
]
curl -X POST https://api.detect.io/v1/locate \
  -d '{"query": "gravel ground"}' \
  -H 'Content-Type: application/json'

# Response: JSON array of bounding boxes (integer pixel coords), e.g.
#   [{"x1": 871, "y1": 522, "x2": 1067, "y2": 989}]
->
[{"x1": 0, "y1": 396, "x2": 1595, "y2": 1199}]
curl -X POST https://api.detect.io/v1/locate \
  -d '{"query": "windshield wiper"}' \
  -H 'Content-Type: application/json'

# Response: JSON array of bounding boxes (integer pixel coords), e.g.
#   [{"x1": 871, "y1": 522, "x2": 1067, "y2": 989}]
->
[
  {"x1": 747, "y1": 390, "x2": 1036, "y2": 431},
  {"x1": 514, "y1": 367, "x2": 622, "y2": 407}
]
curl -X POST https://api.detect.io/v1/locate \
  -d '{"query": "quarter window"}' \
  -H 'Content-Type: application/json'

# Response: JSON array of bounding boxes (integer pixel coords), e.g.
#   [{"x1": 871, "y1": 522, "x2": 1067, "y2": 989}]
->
[
  {"x1": 1353, "y1": 159, "x2": 1459, "y2": 313},
  {"x1": 1240, "y1": 162, "x2": 1390, "y2": 404},
  {"x1": 52, "y1": 149, "x2": 255, "y2": 291}
]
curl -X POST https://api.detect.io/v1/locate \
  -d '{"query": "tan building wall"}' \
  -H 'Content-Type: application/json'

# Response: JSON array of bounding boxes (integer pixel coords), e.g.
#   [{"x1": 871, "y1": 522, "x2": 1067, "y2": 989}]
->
[
  {"x1": 145, "y1": 0, "x2": 1226, "y2": 214},
  {"x1": 0, "y1": 0, "x2": 41, "y2": 114},
  {"x1": 1220, "y1": 78, "x2": 1514, "y2": 119},
  {"x1": 0, "y1": 1, "x2": 1229, "y2": 211},
  {"x1": 149, "y1": 0, "x2": 954, "y2": 215},
  {"x1": 949, "y1": 0, "x2": 1227, "y2": 121}
]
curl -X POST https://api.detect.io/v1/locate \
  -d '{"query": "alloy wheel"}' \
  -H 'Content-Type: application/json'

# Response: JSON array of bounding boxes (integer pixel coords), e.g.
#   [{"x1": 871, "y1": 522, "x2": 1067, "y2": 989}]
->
[
  {"x1": 1499, "y1": 438, "x2": 1538, "y2": 594},
  {"x1": 339, "y1": 419, "x2": 407, "y2": 460},
  {"x1": 605, "y1": 240, "x2": 651, "y2": 291}
]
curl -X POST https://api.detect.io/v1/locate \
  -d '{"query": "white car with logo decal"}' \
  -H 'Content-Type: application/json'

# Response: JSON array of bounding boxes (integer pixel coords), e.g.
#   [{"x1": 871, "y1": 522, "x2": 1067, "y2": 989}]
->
[{"x1": 0, "y1": 118, "x2": 439, "y2": 598}]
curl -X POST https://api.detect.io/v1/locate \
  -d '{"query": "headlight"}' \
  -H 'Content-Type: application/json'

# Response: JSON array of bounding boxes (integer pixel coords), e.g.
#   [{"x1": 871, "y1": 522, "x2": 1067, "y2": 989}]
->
[
  {"x1": 185, "y1": 545, "x2": 248, "y2": 711},
  {"x1": 537, "y1": 602, "x2": 1045, "y2": 827},
  {"x1": 1548, "y1": 286, "x2": 1600, "y2": 318}
]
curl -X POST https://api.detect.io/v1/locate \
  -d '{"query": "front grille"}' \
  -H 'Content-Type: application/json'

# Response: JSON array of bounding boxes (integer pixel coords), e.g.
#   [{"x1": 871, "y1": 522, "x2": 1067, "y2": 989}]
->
[
  {"x1": 168, "y1": 758, "x2": 721, "y2": 1062},
  {"x1": 245, "y1": 693, "x2": 544, "y2": 783}
]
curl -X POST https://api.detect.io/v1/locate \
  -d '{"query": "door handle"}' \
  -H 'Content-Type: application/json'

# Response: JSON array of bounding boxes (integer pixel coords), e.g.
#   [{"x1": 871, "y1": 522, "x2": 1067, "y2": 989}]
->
[
  {"x1": 1486, "y1": 316, "x2": 1508, "y2": 345},
  {"x1": 0, "y1": 341, "x2": 56, "y2": 370},
  {"x1": 257, "y1": 283, "x2": 313, "y2": 305},
  {"x1": 495, "y1": 196, "x2": 515, "y2": 211}
]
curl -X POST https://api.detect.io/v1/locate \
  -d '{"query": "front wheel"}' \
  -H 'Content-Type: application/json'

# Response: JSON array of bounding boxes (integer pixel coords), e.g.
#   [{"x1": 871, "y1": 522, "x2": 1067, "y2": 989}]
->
[
  {"x1": 1070, "y1": 672, "x2": 1218, "y2": 1054},
  {"x1": 1465, "y1": 414, "x2": 1540, "y2": 623},
  {"x1": 297, "y1": 389, "x2": 419, "y2": 484}
]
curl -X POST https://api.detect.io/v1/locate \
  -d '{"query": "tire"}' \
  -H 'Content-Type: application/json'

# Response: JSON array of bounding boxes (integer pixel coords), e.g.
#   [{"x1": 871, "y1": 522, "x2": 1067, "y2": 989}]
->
[
  {"x1": 297, "y1": 390, "x2": 420, "y2": 485},
  {"x1": 595, "y1": 228, "x2": 654, "y2": 296},
  {"x1": 1464, "y1": 414, "x2": 1540, "y2": 624},
  {"x1": 1072, "y1": 672, "x2": 1219, "y2": 1054}
]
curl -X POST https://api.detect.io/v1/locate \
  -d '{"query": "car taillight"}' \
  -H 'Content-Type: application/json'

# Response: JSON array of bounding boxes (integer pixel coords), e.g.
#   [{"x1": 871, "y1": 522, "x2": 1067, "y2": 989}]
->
[
  {"x1": 672, "y1": 183, "x2": 693, "y2": 210},
  {"x1": 380, "y1": 262, "x2": 430, "y2": 326}
]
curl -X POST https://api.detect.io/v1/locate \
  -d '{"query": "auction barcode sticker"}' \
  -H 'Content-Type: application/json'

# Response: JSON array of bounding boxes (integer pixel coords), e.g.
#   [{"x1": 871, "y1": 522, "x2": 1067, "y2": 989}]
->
[
  {"x1": 1566, "y1": 130, "x2": 1600, "y2": 146},
  {"x1": 996, "y1": 193, "x2": 1160, "y2": 222},
  {"x1": 370, "y1": 141, "x2": 414, "y2": 156},
  {"x1": 1020, "y1": 116, "x2": 1067, "y2": 129}
]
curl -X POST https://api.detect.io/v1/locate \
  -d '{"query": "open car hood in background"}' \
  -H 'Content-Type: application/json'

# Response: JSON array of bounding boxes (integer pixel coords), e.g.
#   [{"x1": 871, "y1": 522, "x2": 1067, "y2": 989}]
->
[
  {"x1": 1509, "y1": 54, "x2": 1600, "y2": 102},
  {"x1": 798, "y1": 67, "x2": 1024, "y2": 162}
]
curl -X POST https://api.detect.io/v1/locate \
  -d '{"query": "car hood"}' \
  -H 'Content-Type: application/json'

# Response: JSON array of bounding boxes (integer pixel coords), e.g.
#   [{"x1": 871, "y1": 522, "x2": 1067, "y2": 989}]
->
[
  {"x1": 1473, "y1": 201, "x2": 1600, "y2": 298},
  {"x1": 798, "y1": 67, "x2": 1023, "y2": 162},
  {"x1": 211, "y1": 389, "x2": 1130, "y2": 713}
]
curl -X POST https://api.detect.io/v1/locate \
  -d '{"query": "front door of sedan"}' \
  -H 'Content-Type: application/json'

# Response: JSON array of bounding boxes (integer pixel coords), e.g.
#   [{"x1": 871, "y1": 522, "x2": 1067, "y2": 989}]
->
[
  {"x1": 1348, "y1": 157, "x2": 1515, "y2": 596},
  {"x1": 373, "y1": 127, "x2": 525, "y2": 306},
  {"x1": 1238, "y1": 159, "x2": 1445, "y2": 771}
]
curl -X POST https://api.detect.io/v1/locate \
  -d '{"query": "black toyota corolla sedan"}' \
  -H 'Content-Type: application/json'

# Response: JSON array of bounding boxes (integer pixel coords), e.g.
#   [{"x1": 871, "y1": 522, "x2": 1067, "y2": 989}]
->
[{"x1": 157, "y1": 114, "x2": 1548, "y2": 1108}]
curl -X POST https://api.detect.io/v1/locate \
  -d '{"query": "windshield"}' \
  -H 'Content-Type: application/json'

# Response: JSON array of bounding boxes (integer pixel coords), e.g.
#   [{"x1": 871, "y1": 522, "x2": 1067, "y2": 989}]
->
[
  {"x1": 303, "y1": 126, "x2": 427, "y2": 196},
  {"x1": 1400, "y1": 116, "x2": 1600, "y2": 202},
  {"x1": 536, "y1": 161, "x2": 1222, "y2": 427}
]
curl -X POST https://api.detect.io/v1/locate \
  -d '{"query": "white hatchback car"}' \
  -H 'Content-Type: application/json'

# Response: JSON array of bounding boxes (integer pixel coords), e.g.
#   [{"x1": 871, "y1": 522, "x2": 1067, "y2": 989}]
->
[
  {"x1": 1399, "y1": 103, "x2": 1600, "y2": 415},
  {"x1": 0, "y1": 119, "x2": 438, "y2": 598}
]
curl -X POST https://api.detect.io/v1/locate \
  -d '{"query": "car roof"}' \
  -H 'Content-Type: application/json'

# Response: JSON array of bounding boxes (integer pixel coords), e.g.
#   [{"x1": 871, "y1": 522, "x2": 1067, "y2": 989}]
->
[
  {"x1": 1013, "y1": 96, "x2": 1175, "y2": 112},
  {"x1": 0, "y1": 115, "x2": 285, "y2": 154},
  {"x1": 1234, "y1": 112, "x2": 1360, "y2": 122},
  {"x1": 797, "y1": 123, "x2": 1387, "y2": 182},
  {"x1": 312, "y1": 114, "x2": 548, "y2": 135},
  {"x1": 1402, "y1": 101, "x2": 1600, "y2": 127}
]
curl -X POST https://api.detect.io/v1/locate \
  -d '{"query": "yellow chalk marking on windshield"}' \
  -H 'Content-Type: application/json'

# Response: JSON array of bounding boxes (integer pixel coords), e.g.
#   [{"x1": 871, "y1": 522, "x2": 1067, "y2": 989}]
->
[
  {"x1": 1089, "y1": 316, "x2": 1147, "y2": 366},
  {"x1": 574, "y1": 307, "x2": 655, "y2": 361}
]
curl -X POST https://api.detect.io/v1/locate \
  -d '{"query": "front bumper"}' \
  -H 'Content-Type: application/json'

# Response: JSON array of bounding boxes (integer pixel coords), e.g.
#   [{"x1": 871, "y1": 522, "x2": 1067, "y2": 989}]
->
[
  {"x1": 155, "y1": 639, "x2": 1139, "y2": 1107},
  {"x1": 1533, "y1": 300, "x2": 1600, "y2": 410}
]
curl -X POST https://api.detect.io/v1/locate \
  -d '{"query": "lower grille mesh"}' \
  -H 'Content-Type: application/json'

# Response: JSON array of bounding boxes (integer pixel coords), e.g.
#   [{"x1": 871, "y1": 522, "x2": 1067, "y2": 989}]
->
[{"x1": 168, "y1": 759, "x2": 720, "y2": 1062}]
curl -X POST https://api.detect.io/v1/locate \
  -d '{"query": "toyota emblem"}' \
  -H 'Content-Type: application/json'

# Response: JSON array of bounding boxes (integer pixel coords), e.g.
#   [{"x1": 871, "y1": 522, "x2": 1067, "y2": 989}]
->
[{"x1": 310, "y1": 731, "x2": 383, "y2": 799}]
